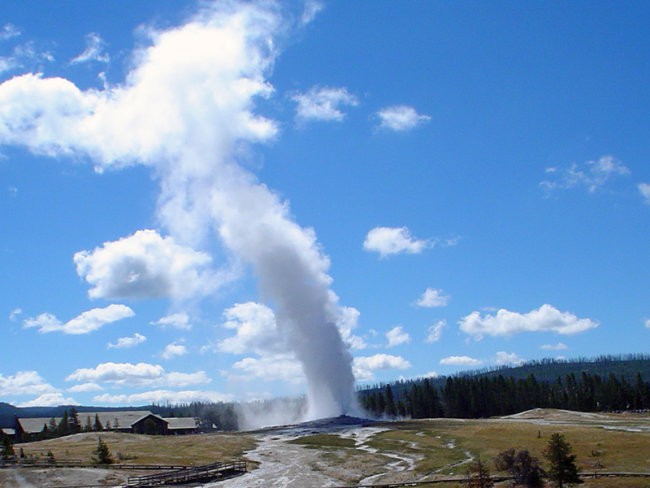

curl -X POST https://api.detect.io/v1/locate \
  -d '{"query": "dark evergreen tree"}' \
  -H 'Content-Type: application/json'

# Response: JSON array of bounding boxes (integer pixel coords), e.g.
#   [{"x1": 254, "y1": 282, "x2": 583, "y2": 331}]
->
[
  {"x1": 93, "y1": 413, "x2": 104, "y2": 432},
  {"x1": 465, "y1": 457, "x2": 494, "y2": 488},
  {"x1": 543, "y1": 433, "x2": 582, "y2": 487},
  {"x1": 92, "y1": 437, "x2": 113, "y2": 464}
]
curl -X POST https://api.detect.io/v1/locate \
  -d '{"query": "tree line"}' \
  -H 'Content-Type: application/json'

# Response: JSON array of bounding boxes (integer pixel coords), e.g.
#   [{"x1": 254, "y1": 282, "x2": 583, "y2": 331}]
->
[{"x1": 360, "y1": 370, "x2": 650, "y2": 419}]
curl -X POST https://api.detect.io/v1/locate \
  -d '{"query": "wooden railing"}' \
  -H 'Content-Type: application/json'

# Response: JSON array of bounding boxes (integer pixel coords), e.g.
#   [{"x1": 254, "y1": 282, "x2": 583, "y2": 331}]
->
[{"x1": 126, "y1": 460, "x2": 247, "y2": 487}]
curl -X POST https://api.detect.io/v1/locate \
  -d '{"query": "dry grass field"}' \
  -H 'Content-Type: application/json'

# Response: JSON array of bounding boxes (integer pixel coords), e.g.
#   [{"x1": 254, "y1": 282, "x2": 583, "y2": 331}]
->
[{"x1": 2, "y1": 409, "x2": 649, "y2": 487}]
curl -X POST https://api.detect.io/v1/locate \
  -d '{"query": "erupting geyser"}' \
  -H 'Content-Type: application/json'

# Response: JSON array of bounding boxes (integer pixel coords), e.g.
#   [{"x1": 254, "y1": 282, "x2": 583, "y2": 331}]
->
[{"x1": 0, "y1": 2, "x2": 357, "y2": 419}]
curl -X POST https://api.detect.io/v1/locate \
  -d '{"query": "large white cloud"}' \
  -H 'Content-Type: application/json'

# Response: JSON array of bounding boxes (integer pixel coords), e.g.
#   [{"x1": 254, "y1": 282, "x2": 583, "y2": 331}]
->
[
  {"x1": 353, "y1": 354, "x2": 411, "y2": 381},
  {"x1": 459, "y1": 304, "x2": 598, "y2": 339},
  {"x1": 363, "y1": 226, "x2": 429, "y2": 257},
  {"x1": 292, "y1": 86, "x2": 358, "y2": 122},
  {"x1": 65, "y1": 362, "x2": 210, "y2": 388},
  {"x1": 74, "y1": 229, "x2": 223, "y2": 301},
  {"x1": 0, "y1": 371, "x2": 57, "y2": 396},
  {"x1": 376, "y1": 105, "x2": 430, "y2": 131},
  {"x1": 23, "y1": 304, "x2": 134, "y2": 334}
]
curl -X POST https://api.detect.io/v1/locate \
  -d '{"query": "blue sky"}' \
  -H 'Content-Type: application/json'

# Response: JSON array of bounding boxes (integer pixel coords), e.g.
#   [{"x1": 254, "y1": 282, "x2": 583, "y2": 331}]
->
[{"x1": 1, "y1": 1, "x2": 649, "y2": 411}]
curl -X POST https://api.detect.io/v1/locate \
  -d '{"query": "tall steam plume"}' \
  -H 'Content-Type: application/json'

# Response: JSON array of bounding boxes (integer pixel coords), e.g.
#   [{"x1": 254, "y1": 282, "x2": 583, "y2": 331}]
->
[{"x1": 0, "y1": 2, "x2": 356, "y2": 419}]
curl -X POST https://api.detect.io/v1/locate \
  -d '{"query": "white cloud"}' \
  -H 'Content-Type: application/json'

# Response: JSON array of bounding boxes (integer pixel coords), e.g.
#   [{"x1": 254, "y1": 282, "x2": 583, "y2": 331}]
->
[
  {"x1": 363, "y1": 226, "x2": 429, "y2": 257},
  {"x1": 151, "y1": 312, "x2": 192, "y2": 330},
  {"x1": 18, "y1": 392, "x2": 77, "y2": 408},
  {"x1": 9, "y1": 307, "x2": 22, "y2": 321},
  {"x1": 386, "y1": 326, "x2": 410, "y2": 348},
  {"x1": 300, "y1": 1, "x2": 324, "y2": 26},
  {"x1": 70, "y1": 32, "x2": 110, "y2": 65},
  {"x1": 426, "y1": 320, "x2": 446, "y2": 344},
  {"x1": 0, "y1": 23, "x2": 20, "y2": 41},
  {"x1": 541, "y1": 342, "x2": 567, "y2": 351},
  {"x1": 229, "y1": 355, "x2": 303, "y2": 383},
  {"x1": 162, "y1": 341, "x2": 188, "y2": 360},
  {"x1": 376, "y1": 105, "x2": 430, "y2": 131},
  {"x1": 416, "y1": 288, "x2": 450, "y2": 308},
  {"x1": 0, "y1": 371, "x2": 57, "y2": 397},
  {"x1": 74, "y1": 230, "x2": 224, "y2": 301},
  {"x1": 336, "y1": 306, "x2": 367, "y2": 350},
  {"x1": 353, "y1": 354, "x2": 411, "y2": 381},
  {"x1": 638, "y1": 183, "x2": 650, "y2": 204},
  {"x1": 540, "y1": 155, "x2": 629, "y2": 194},
  {"x1": 218, "y1": 302, "x2": 284, "y2": 355},
  {"x1": 292, "y1": 86, "x2": 358, "y2": 122},
  {"x1": 67, "y1": 382, "x2": 103, "y2": 393},
  {"x1": 495, "y1": 351, "x2": 524, "y2": 366},
  {"x1": 107, "y1": 333, "x2": 146, "y2": 349},
  {"x1": 459, "y1": 304, "x2": 598, "y2": 339},
  {"x1": 23, "y1": 304, "x2": 134, "y2": 335},
  {"x1": 645, "y1": 319, "x2": 650, "y2": 329},
  {"x1": 65, "y1": 361, "x2": 210, "y2": 388},
  {"x1": 93, "y1": 389, "x2": 233, "y2": 405},
  {"x1": 440, "y1": 355, "x2": 482, "y2": 366}
]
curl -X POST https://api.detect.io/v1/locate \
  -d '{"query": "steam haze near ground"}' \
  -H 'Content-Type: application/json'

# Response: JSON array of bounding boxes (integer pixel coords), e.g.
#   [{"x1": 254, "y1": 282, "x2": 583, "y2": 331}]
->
[{"x1": 0, "y1": 2, "x2": 356, "y2": 422}]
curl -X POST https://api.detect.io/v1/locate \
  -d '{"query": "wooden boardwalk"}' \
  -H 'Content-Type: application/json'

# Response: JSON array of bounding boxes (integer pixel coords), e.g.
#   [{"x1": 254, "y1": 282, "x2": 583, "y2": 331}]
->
[{"x1": 125, "y1": 460, "x2": 247, "y2": 487}]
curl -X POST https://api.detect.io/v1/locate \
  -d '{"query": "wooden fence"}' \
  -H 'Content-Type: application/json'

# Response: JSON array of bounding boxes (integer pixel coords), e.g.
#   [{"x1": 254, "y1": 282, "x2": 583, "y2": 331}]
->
[{"x1": 125, "y1": 460, "x2": 247, "y2": 487}]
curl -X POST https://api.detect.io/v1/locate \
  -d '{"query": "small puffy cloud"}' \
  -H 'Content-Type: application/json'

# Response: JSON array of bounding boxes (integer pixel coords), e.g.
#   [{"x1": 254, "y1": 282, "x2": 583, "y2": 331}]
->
[
  {"x1": 0, "y1": 23, "x2": 21, "y2": 41},
  {"x1": 386, "y1": 326, "x2": 410, "y2": 348},
  {"x1": 337, "y1": 306, "x2": 367, "y2": 350},
  {"x1": 67, "y1": 382, "x2": 103, "y2": 393},
  {"x1": 23, "y1": 304, "x2": 134, "y2": 335},
  {"x1": 218, "y1": 302, "x2": 283, "y2": 355},
  {"x1": 70, "y1": 32, "x2": 109, "y2": 65},
  {"x1": 65, "y1": 361, "x2": 210, "y2": 388},
  {"x1": 229, "y1": 355, "x2": 303, "y2": 383},
  {"x1": 18, "y1": 392, "x2": 77, "y2": 408},
  {"x1": 416, "y1": 288, "x2": 450, "y2": 308},
  {"x1": 376, "y1": 105, "x2": 430, "y2": 132},
  {"x1": 9, "y1": 307, "x2": 22, "y2": 321},
  {"x1": 301, "y1": 0, "x2": 324, "y2": 25},
  {"x1": 0, "y1": 371, "x2": 57, "y2": 397},
  {"x1": 363, "y1": 226, "x2": 429, "y2": 257},
  {"x1": 459, "y1": 304, "x2": 598, "y2": 339},
  {"x1": 107, "y1": 333, "x2": 146, "y2": 349},
  {"x1": 162, "y1": 341, "x2": 188, "y2": 360},
  {"x1": 93, "y1": 389, "x2": 233, "y2": 405},
  {"x1": 645, "y1": 319, "x2": 650, "y2": 329},
  {"x1": 495, "y1": 351, "x2": 524, "y2": 366},
  {"x1": 353, "y1": 354, "x2": 411, "y2": 381},
  {"x1": 292, "y1": 86, "x2": 358, "y2": 122},
  {"x1": 74, "y1": 230, "x2": 222, "y2": 301},
  {"x1": 426, "y1": 320, "x2": 446, "y2": 344},
  {"x1": 541, "y1": 342, "x2": 567, "y2": 351},
  {"x1": 151, "y1": 312, "x2": 192, "y2": 329},
  {"x1": 440, "y1": 355, "x2": 482, "y2": 367},
  {"x1": 638, "y1": 183, "x2": 650, "y2": 204},
  {"x1": 540, "y1": 155, "x2": 629, "y2": 194}
]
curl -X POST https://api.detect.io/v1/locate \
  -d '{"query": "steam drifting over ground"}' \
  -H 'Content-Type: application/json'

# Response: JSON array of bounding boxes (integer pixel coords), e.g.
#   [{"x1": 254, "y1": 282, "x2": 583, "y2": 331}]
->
[{"x1": 0, "y1": 2, "x2": 356, "y2": 421}]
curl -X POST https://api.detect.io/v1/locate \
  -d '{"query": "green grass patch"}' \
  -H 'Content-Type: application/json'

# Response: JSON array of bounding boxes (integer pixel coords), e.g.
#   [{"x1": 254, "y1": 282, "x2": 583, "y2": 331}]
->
[{"x1": 288, "y1": 433, "x2": 356, "y2": 449}]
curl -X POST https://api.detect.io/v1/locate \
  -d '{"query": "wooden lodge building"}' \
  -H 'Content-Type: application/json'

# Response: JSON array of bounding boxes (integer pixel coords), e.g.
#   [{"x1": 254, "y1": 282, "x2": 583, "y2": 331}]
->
[{"x1": 13, "y1": 411, "x2": 199, "y2": 441}]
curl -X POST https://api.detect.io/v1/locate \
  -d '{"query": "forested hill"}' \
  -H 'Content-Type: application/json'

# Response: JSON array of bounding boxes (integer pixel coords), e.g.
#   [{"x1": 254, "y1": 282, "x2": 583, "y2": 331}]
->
[
  {"x1": 474, "y1": 354, "x2": 650, "y2": 383},
  {"x1": 358, "y1": 354, "x2": 650, "y2": 419}
]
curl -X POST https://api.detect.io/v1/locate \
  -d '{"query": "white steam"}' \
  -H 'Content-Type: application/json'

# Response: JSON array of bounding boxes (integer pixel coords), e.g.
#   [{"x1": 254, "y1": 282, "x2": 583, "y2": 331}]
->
[{"x1": 0, "y1": 2, "x2": 356, "y2": 420}]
